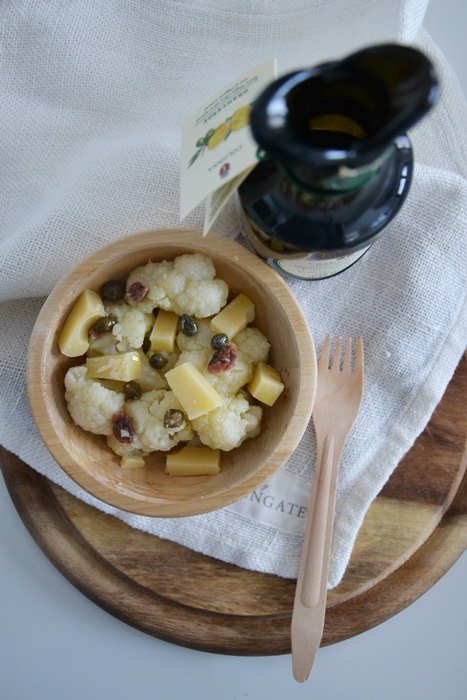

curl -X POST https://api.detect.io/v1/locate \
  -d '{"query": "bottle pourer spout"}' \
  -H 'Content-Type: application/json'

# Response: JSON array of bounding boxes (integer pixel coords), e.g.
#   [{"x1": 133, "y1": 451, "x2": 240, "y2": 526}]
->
[{"x1": 249, "y1": 44, "x2": 440, "y2": 169}]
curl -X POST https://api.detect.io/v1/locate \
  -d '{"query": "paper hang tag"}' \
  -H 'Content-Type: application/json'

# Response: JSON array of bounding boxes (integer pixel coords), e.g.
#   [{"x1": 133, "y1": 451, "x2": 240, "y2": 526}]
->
[
  {"x1": 203, "y1": 164, "x2": 256, "y2": 235},
  {"x1": 179, "y1": 59, "x2": 277, "y2": 234}
]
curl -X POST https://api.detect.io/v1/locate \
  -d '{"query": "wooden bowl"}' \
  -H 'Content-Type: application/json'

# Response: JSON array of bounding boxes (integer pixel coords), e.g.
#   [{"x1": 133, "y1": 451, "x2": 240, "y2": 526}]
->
[{"x1": 27, "y1": 229, "x2": 317, "y2": 517}]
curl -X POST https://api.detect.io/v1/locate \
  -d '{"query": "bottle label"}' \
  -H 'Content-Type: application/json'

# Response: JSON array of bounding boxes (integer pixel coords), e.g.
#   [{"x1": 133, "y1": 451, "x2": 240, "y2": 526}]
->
[
  {"x1": 243, "y1": 214, "x2": 372, "y2": 280},
  {"x1": 272, "y1": 247, "x2": 371, "y2": 280}
]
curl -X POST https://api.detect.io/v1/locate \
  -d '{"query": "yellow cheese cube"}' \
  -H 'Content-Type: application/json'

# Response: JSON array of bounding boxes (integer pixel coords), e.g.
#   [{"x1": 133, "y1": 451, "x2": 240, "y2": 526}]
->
[
  {"x1": 58, "y1": 289, "x2": 105, "y2": 357},
  {"x1": 166, "y1": 446, "x2": 221, "y2": 476},
  {"x1": 165, "y1": 361, "x2": 223, "y2": 419},
  {"x1": 121, "y1": 454, "x2": 146, "y2": 469},
  {"x1": 210, "y1": 293, "x2": 255, "y2": 339},
  {"x1": 97, "y1": 378, "x2": 126, "y2": 392},
  {"x1": 247, "y1": 361, "x2": 284, "y2": 406},
  {"x1": 149, "y1": 309, "x2": 179, "y2": 352},
  {"x1": 86, "y1": 352, "x2": 142, "y2": 382}
]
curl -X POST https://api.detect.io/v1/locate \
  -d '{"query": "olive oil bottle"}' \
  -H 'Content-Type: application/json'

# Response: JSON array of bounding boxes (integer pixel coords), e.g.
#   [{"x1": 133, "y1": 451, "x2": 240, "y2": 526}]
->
[{"x1": 238, "y1": 44, "x2": 439, "y2": 280}]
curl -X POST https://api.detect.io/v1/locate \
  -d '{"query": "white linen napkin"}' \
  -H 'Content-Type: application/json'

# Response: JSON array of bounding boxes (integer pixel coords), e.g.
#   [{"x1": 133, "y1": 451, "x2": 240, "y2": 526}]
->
[{"x1": 1, "y1": 0, "x2": 466, "y2": 588}]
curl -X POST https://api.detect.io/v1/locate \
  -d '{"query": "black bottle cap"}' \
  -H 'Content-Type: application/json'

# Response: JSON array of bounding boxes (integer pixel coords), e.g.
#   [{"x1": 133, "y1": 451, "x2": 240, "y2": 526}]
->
[{"x1": 249, "y1": 44, "x2": 439, "y2": 169}]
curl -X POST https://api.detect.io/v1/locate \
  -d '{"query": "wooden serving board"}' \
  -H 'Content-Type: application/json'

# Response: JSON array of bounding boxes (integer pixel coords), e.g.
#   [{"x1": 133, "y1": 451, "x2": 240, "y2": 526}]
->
[{"x1": 1, "y1": 353, "x2": 467, "y2": 655}]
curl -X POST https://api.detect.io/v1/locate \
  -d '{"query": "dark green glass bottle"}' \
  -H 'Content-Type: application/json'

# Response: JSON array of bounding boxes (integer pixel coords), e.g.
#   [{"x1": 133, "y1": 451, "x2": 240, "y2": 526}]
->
[{"x1": 238, "y1": 44, "x2": 439, "y2": 280}]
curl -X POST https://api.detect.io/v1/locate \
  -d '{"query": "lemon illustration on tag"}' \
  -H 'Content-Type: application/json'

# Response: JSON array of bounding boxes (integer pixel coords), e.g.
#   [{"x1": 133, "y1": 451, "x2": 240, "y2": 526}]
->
[
  {"x1": 188, "y1": 105, "x2": 252, "y2": 166},
  {"x1": 207, "y1": 122, "x2": 231, "y2": 150},
  {"x1": 229, "y1": 105, "x2": 252, "y2": 131}
]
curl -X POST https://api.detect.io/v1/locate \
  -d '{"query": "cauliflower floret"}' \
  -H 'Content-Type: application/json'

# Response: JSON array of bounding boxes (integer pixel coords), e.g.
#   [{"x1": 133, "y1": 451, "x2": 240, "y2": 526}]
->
[
  {"x1": 175, "y1": 319, "x2": 212, "y2": 375},
  {"x1": 207, "y1": 352, "x2": 253, "y2": 396},
  {"x1": 192, "y1": 394, "x2": 262, "y2": 451},
  {"x1": 105, "y1": 301, "x2": 154, "y2": 351},
  {"x1": 175, "y1": 345, "x2": 253, "y2": 396},
  {"x1": 234, "y1": 327, "x2": 270, "y2": 364},
  {"x1": 175, "y1": 319, "x2": 253, "y2": 395},
  {"x1": 125, "y1": 389, "x2": 194, "y2": 452},
  {"x1": 64, "y1": 365, "x2": 124, "y2": 435},
  {"x1": 175, "y1": 347, "x2": 208, "y2": 373},
  {"x1": 106, "y1": 433, "x2": 142, "y2": 457},
  {"x1": 87, "y1": 330, "x2": 119, "y2": 357},
  {"x1": 176, "y1": 318, "x2": 212, "y2": 352},
  {"x1": 126, "y1": 254, "x2": 228, "y2": 318},
  {"x1": 125, "y1": 259, "x2": 173, "y2": 313},
  {"x1": 146, "y1": 348, "x2": 180, "y2": 379},
  {"x1": 137, "y1": 350, "x2": 168, "y2": 391}
]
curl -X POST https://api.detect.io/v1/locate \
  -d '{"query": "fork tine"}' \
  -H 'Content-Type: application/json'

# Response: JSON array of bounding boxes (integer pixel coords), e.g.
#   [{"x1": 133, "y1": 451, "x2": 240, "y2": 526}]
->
[
  {"x1": 330, "y1": 337, "x2": 342, "y2": 371},
  {"x1": 318, "y1": 335, "x2": 332, "y2": 370},
  {"x1": 355, "y1": 337, "x2": 364, "y2": 373},
  {"x1": 342, "y1": 337, "x2": 352, "y2": 373}
]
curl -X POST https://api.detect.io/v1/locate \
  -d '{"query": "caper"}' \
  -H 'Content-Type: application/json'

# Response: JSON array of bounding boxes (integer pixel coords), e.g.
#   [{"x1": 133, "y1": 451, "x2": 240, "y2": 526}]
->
[
  {"x1": 101, "y1": 280, "x2": 125, "y2": 301},
  {"x1": 180, "y1": 314, "x2": 198, "y2": 336},
  {"x1": 163, "y1": 409, "x2": 185, "y2": 429},
  {"x1": 211, "y1": 333, "x2": 229, "y2": 350},
  {"x1": 124, "y1": 381, "x2": 142, "y2": 400},
  {"x1": 93, "y1": 316, "x2": 116, "y2": 334},
  {"x1": 149, "y1": 352, "x2": 167, "y2": 370}
]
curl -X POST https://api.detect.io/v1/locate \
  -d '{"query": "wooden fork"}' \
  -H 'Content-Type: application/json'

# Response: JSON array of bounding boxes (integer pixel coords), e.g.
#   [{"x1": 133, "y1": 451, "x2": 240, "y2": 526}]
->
[{"x1": 291, "y1": 336, "x2": 364, "y2": 682}]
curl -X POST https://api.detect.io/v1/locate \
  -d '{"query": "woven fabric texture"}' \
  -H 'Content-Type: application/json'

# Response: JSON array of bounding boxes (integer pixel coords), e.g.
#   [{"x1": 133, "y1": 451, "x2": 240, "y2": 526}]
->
[{"x1": 0, "y1": 0, "x2": 466, "y2": 587}]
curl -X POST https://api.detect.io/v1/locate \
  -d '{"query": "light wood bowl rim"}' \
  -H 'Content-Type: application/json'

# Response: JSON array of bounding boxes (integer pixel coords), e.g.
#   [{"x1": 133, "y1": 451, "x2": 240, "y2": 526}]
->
[{"x1": 27, "y1": 228, "x2": 317, "y2": 517}]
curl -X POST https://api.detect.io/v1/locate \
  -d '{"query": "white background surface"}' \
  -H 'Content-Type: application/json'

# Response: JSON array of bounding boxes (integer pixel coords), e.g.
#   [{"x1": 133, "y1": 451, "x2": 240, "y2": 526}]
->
[{"x1": 1, "y1": 1, "x2": 466, "y2": 698}]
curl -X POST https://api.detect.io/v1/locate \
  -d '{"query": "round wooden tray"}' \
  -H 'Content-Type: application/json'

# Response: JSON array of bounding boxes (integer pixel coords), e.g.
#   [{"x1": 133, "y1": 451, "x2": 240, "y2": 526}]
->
[{"x1": 1, "y1": 354, "x2": 466, "y2": 656}]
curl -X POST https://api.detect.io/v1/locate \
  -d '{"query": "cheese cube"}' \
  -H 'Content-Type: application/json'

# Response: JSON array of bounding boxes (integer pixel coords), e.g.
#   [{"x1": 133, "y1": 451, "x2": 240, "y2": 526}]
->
[
  {"x1": 86, "y1": 352, "x2": 142, "y2": 382},
  {"x1": 165, "y1": 362, "x2": 223, "y2": 419},
  {"x1": 97, "y1": 378, "x2": 126, "y2": 392},
  {"x1": 58, "y1": 289, "x2": 105, "y2": 357},
  {"x1": 149, "y1": 309, "x2": 179, "y2": 352},
  {"x1": 247, "y1": 361, "x2": 284, "y2": 406},
  {"x1": 210, "y1": 293, "x2": 255, "y2": 339},
  {"x1": 121, "y1": 455, "x2": 145, "y2": 469},
  {"x1": 166, "y1": 446, "x2": 221, "y2": 476}
]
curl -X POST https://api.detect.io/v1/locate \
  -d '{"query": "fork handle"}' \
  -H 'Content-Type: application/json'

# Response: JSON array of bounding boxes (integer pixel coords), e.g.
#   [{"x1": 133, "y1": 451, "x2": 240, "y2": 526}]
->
[
  {"x1": 291, "y1": 433, "x2": 340, "y2": 682},
  {"x1": 300, "y1": 434, "x2": 336, "y2": 607}
]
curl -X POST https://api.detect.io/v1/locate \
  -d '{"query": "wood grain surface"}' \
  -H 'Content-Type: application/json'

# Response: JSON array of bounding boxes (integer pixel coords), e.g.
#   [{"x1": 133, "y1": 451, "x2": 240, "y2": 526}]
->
[{"x1": 1, "y1": 353, "x2": 466, "y2": 656}]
